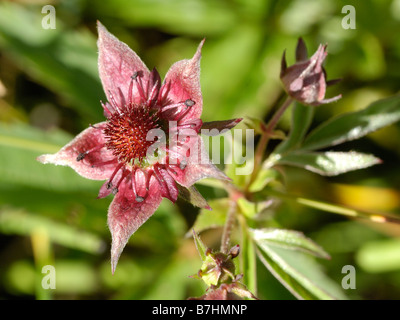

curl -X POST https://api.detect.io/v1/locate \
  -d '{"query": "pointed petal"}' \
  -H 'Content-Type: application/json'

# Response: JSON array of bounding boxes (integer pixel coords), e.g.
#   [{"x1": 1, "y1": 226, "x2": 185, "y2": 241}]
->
[
  {"x1": 295, "y1": 38, "x2": 308, "y2": 62},
  {"x1": 309, "y1": 44, "x2": 327, "y2": 74},
  {"x1": 107, "y1": 175, "x2": 163, "y2": 273},
  {"x1": 37, "y1": 122, "x2": 117, "y2": 180},
  {"x1": 163, "y1": 39, "x2": 205, "y2": 122},
  {"x1": 315, "y1": 94, "x2": 343, "y2": 106},
  {"x1": 280, "y1": 50, "x2": 287, "y2": 77},
  {"x1": 97, "y1": 21, "x2": 150, "y2": 107},
  {"x1": 169, "y1": 135, "x2": 230, "y2": 188},
  {"x1": 326, "y1": 78, "x2": 342, "y2": 87},
  {"x1": 201, "y1": 118, "x2": 242, "y2": 136}
]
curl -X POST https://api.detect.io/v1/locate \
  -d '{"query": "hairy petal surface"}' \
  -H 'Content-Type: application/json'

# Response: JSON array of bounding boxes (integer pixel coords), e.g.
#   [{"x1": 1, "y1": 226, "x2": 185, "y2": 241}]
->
[
  {"x1": 108, "y1": 175, "x2": 163, "y2": 274},
  {"x1": 169, "y1": 135, "x2": 230, "y2": 187},
  {"x1": 37, "y1": 122, "x2": 117, "y2": 180},
  {"x1": 97, "y1": 21, "x2": 150, "y2": 107},
  {"x1": 163, "y1": 39, "x2": 204, "y2": 122}
]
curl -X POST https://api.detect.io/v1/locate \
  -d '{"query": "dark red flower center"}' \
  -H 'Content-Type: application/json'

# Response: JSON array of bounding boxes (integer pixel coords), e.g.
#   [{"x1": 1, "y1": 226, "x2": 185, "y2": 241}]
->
[{"x1": 103, "y1": 104, "x2": 160, "y2": 165}]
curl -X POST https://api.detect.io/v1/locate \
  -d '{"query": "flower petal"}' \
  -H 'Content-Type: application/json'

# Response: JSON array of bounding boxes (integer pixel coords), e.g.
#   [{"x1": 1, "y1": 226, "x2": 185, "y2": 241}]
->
[
  {"x1": 107, "y1": 175, "x2": 163, "y2": 274},
  {"x1": 163, "y1": 39, "x2": 205, "y2": 122},
  {"x1": 97, "y1": 21, "x2": 150, "y2": 107},
  {"x1": 169, "y1": 135, "x2": 230, "y2": 187},
  {"x1": 37, "y1": 122, "x2": 117, "y2": 180}
]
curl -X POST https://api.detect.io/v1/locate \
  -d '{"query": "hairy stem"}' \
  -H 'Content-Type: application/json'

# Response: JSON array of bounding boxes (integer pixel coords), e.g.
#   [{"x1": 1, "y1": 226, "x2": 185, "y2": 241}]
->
[{"x1": 247, "y1": 96, "x2": 293, "y2": 189}]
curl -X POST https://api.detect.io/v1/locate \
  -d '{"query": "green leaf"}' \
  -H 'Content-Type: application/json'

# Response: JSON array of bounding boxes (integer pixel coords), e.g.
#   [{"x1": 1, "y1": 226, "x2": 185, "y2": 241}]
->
[
  {"x1": 277, "y1": 151, "x2": 381, "y2": 176},
  {"x1": 356, "y1": 238, "x2": 400, "y2": 273},
  {"x1": 255, "y1": 242, "x2": 347, "y2": 300},
  {"x1": 301, "y1": 94, "x2": 400, "y2": 151},
  {"x1": 243, "y1": 116, "x2": 267, "y2": 135},
  {"x1": 189, "y1": 199, "x2": 229, "y2": 235},
  {"x1": 91, "y1": 0, "x2": 237, "y2": 36},
  {"x1": 248, "y1": 168, "x2": 280, "y2": 193},
  {"x1": 0, "y1": 208, "x2": 104, "y2": 254},
  {"x1": 240, "y1": 228, "x2": 257, "y2": 295},
  {"x1": 143, "y1": 255, "x2": 204, "y2": 300},
  {"x1": 249, "y1": 228, "x2": 330, "y2": 259},
  {"x1": 260, "y1": 188, "x2": 400, "y2": 224},
  {"x1": 0, "y1": 123, "x2": 100, "y2": 192},
  {"x1": 237, "y1": 197, "x2": 273, "y2": 219},
  {"x1": 192, "y1": 230, "x2": 208, "y2": 262},
  {"x1": 274, "y1": 102, "x2": 315, "y2": 154},
  {"x1": 0, "y1": 2, "x2": 104, "y2": 122}
]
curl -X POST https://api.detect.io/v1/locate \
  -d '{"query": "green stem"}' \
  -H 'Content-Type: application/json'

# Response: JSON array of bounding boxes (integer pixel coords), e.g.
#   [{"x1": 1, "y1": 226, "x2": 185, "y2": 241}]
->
[
  {"x1": 238, "y1": 214, "x2": 257, "y2": 295},
  {"x1": 247, "y1": 97, "x2": 293, "y2": 190}
]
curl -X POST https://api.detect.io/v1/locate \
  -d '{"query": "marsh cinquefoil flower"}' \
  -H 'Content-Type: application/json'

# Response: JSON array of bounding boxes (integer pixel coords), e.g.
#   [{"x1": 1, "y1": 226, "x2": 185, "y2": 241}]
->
[
  {"x1": 280, "y1": 38, "x2": 342, "y2": 106},
  {"x1": 38, "y1": 22, "x2": 240, "y2": 273}
]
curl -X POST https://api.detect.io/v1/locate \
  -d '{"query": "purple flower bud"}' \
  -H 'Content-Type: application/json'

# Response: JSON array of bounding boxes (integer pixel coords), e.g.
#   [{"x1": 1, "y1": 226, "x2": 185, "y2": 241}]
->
[{"x1": 280, "y1": 38, "x2": 342, "y2": 106}]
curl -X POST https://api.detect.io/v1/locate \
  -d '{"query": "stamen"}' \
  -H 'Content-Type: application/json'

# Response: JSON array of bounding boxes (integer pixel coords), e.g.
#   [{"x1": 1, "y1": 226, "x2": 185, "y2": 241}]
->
[
  {"x1": 131, "y1": 71, "x2": 139, "y2": 80},
  {"x1": 144, "y1": 169, "x2": 154, "y2": 192},
  {"x1": 160, "y1": 102, "x2": 186, "y2": 113},
  {"x1": 108, "y1": 91, "x2": 122, "y2": 115},
  {"x1": 184, "y1": 99, "x2": 195, "y2": 107},
  {"x1": 76, "y1": 144, "x2": 105, "y2": 162},
  {"x1": 132, "y1": 168, "x2": 148, "y2": 202},
  {"x1": 153, "y1": 165, "x2": 165, "y2": 185},
  {"x1": 179, "y1": 159, "x2": 187, "y2": 170},
  {"x1": 131, "y1": 168, "x2": 138, "y2": 196},
  {"x1": 172, "y1": 119, "x2": 202, "y2": 131},
  {"x1": 174, "y1": 100, "x2": 195, "y2": 122},
  {"x1": 112, "y1": 169, "x2": 130, "y2": 195},
  {"x1": 147, "y1": 80, "x2": 160, "y2": 106},
  {"x1": 76, "y1": 153, "x2": 86, "y2": 162},
  {"x1": 106, "y1": 163, "x2": 125, "y2": 190},
  {"x1": 132, "y1": 72, "x2": 146, "y2": 102},
  {"x1": 160, "y1": 99, "x2": 195, "y2": 121},
  {"x1": 101, "y1": 101, "x2": 113, "y2": 116},
  {"x1": 128, "y1": 76, "x2": 134, "y2": 105},
  {"x1": 158, "y1": 81, "x2": 171, "y2": 104},
  {"x1": 165, "y1": 146, "x2": 188, "y2": 165},
  {"x1": 153, "y1": 165, "x2": 178, "y2": 202},
  {"x1": 167, "y1": 166, "x2": 178, "y2": 177},
  {"x1": 91, "y1": 159, "x2": 116, "y2": 168}
]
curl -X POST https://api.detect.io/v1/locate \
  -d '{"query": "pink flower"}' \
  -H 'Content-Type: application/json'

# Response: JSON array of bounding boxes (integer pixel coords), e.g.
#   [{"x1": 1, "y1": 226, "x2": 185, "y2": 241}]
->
[
  {"x1": 280, "y1": 38, "x2": 342, "y2": 106},
  {"x1": 37, "y1": 22, "x2": 240, "y2": 273}
]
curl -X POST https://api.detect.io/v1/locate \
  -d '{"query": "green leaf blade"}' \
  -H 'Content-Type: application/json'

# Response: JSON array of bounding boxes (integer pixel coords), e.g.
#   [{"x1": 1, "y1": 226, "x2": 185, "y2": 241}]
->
[
  {"x1": 189, "y1": 199, "x2": 229, "y2": 235},
  {"x1": 277, "y1": 151, "x2": 381, "y2": 176},
  {"x1": 0, "y1": 123, "x2": 99, "y2": 192},
  {"x1": 274, "y1": 102, "x2": 315, "y2": 154},
  {"x1": 255, "y1": 242, "x2": 347, "y2": 300},
  {"x1": 301, "y1": 94, "x2": 400, "y2": 151},
  {"x1": 249, "y1": 228, "x2": 330, "y2": 259}
]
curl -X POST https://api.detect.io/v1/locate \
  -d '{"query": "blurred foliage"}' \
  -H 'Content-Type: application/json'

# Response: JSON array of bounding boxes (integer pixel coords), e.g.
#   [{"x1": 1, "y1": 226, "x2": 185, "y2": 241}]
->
[{"x1": 0, "y1": 0, "x2": 399, "y2": 300}]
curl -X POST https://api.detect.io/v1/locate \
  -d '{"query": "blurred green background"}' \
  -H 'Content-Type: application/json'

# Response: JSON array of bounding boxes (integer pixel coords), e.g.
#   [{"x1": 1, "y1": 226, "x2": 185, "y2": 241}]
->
[{"x1": 0, "y1": 0, "x2": 399, "y2": 299}]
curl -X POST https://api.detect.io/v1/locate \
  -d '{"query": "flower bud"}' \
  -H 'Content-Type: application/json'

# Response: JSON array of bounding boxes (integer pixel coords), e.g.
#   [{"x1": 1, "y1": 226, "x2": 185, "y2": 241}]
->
[{"x1": 280, "y1": 38, "x2": 341, "y2": 106}]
